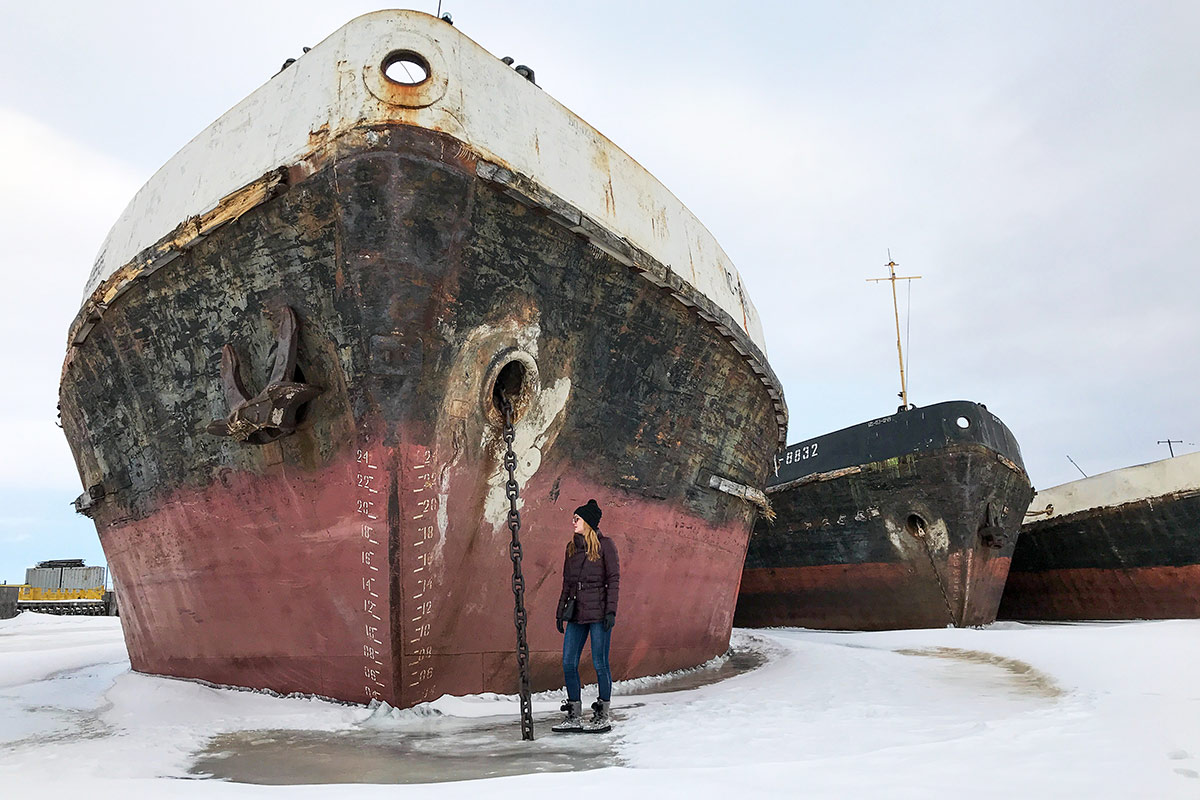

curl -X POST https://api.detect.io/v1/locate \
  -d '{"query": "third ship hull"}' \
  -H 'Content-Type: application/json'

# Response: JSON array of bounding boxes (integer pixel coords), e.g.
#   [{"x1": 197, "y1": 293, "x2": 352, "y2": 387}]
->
[{"x1": 1000, "y1": 452, "x2": 1200, "y2": 621}]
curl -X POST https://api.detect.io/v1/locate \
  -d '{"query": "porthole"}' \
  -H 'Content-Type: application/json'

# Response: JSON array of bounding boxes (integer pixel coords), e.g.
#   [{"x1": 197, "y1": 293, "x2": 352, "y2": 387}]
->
[{"x1": 382, "y1": 51, "x2": 430, "y2": 86}]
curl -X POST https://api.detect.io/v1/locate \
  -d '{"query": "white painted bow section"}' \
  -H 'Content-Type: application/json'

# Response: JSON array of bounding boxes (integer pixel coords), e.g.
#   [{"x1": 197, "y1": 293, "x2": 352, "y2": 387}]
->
[
  {"x1": 84, "y1": 9, "x2": 767, "y2": 354},
  {"x1": 1031, "y1": 451, "x2": 1200, "y2": 521}
]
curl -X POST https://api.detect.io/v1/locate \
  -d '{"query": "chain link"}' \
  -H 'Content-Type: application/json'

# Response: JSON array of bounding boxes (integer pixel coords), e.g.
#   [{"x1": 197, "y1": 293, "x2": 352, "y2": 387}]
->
[
  {"x1": 501, "y1": 396, "x2": 535, "y2": 740},
  {"x1": 912, "y1": 517, "x2": 957, "y2": 625}
]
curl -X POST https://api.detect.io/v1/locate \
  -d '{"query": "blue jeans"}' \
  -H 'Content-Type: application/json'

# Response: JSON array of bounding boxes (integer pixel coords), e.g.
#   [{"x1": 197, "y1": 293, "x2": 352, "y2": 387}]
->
[{"x1": 562, "y1": 621, "x2": 612, "y2": 702}]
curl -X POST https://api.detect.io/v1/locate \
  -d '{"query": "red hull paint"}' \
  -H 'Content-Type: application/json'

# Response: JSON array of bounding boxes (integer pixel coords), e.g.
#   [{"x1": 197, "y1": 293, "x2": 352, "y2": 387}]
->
[
  {"x1": 950, "y1": 547, "x2": 1014, "y2": 627},
  {"x1": 738, "y1": 555, "x2": 1012, "y2": 631},
  {"x1": 103, "y1": 437, "x2": 750, "y2": 705},
  {"x1": 1000, "y1": 565, "x2": 1200, "y2": 621}
]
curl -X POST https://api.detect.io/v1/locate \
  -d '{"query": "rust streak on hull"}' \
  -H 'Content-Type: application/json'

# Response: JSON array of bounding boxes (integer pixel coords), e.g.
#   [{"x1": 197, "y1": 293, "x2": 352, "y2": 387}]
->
[
  {"x1": 738, "y1": 557, "x2": 1013, "y2": 631},
  {"x1": 1000, "y1": 564, "x2": 1200, "y2": 621}
]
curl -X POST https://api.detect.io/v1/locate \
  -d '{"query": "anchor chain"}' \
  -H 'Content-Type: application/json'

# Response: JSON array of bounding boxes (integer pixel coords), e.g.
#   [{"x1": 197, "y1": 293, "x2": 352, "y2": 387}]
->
[
  {"x1": 501, "y1": 395, "x2": 535, "y2": 740},
  {"x1": 911, "y1": 517, "x2": 957, "y2": 626}
]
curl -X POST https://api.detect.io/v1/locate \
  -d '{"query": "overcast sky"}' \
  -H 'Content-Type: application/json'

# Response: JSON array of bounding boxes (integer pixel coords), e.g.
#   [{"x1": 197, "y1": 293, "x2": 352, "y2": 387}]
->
[{"x1": 1, "y1": 1, "x2": 1197, "y2": 582}]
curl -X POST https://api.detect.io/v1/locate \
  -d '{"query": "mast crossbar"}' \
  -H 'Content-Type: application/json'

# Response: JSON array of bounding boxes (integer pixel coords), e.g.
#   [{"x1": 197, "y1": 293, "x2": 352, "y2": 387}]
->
[{"x1": 867, "y1": 257, "x2": 921, "y2": 409}]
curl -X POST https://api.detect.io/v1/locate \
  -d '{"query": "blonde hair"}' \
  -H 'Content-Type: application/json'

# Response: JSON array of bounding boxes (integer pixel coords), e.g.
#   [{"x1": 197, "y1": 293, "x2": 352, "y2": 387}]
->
[{"x1": 568, "y1": 520, "x2": 602, "y2": 562}]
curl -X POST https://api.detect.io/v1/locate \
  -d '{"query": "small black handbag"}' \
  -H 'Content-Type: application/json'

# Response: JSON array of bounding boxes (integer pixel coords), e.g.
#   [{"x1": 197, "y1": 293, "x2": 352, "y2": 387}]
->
[
  {"x1": 557, "y1": 578, "x2": 580, "y2": 622},
  {"x1": 557, "y1": 595, "x2": 576, "y2": 622}
]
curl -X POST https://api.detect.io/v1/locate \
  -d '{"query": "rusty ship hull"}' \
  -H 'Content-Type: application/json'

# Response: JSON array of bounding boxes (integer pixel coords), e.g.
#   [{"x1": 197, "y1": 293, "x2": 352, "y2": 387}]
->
[
  {"x1": 58, "y1": 12, "x2": 786, "y2": 707},
  {"x1": 735, "y1": 402, "x2": 1033, "y2": 630},
  {"x1": 1000, "y1": 452, "x2": 1200, "y2": 621}
]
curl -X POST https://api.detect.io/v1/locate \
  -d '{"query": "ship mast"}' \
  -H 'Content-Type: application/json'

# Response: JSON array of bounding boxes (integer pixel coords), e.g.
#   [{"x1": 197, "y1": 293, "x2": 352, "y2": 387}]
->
[{"x1": 867, "y1": 253, "x2": 921, "y2": 409}]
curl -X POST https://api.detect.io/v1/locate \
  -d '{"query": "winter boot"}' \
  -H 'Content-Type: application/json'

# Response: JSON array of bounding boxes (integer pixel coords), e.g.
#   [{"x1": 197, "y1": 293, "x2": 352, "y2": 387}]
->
[
  {"x1": 581, "y1": 700, "x2": 611, "y2": 733},
  {"x1": 551, "y1": 700, "x2": 584, "y2": 733}
]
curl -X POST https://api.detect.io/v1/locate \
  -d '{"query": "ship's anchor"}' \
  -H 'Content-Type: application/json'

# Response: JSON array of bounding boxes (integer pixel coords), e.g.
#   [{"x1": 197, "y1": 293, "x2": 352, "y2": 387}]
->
[
  {"x1": 206, "y1": 305, "x2": 321, "y2": 445},
  {"x1": 977, "y1": 503, "x2": 1006, "y2": 549}
]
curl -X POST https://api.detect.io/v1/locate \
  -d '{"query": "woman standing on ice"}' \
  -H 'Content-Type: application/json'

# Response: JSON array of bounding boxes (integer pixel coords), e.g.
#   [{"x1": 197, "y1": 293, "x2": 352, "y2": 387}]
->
[{"x1": 552, "y1": 499, "x2": 619, "y2": 733}]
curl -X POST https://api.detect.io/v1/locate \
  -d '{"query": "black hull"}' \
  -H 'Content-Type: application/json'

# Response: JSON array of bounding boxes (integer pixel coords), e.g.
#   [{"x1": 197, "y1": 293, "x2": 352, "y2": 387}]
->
[
  {"x1": 736, "y1": 402, "x2": 1034, "y2": 630},
  {"x1": 1000, "y1": 488, "x2": 1200, "y2": 621}
]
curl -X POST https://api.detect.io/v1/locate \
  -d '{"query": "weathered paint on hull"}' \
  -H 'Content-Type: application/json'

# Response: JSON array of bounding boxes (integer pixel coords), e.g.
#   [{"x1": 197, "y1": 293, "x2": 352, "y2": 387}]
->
[
  {"x1": 1000, "y1": 490, "x2": 1200, "y2": 621},
  {"x1": 738, "y1": 556, "x2": 1013, "y2": 631},
  {"x1": 735, "y1": 445, "x2": 1032, "y2": 630},
  {"x1": 60, "y1": 126, "x2": 780, "y2": 706},
  {"x1": 106, "y1": 448, "x2": 748, "y2": 703},
  {"x1": 1000, "y1": 565, "x2": 1200, "y2": 621}
]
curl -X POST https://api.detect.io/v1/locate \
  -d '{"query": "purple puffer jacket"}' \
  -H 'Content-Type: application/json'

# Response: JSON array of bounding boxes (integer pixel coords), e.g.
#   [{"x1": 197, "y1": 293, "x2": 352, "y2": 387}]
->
[{"x1": 557, "y1": 532, "x2": 619, "y2": 624}]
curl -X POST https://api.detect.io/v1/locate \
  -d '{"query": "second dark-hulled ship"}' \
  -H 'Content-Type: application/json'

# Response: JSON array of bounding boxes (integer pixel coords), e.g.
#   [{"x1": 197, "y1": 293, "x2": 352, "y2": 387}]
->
[
  {"x1": 734, "y1": 257, "x2": 1031, "y2": 630},
  {"x1": 734, "y1": 401, "x2": 1034, "y2": 630}
]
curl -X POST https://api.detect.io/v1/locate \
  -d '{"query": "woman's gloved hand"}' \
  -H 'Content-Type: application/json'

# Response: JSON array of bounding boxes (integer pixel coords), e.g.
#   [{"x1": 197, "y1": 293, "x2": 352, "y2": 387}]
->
[
  {"x1": 602, "y1": 612, "x2": 616, "y2": 632},
  {"x1": 556, "y1": 618, "x2": 564, "y2": 634}
]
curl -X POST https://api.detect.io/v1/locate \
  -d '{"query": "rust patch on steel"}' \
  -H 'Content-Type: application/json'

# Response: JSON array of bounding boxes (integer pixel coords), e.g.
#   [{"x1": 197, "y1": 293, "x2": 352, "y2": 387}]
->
[
  {"x1": 472, "y1": 157, "x2": 787, "y2": 445},
  {"x1": 68, "y1": 167, "x2": 289, "y2": 351},
  {"x1": 307, "y1": 123, "x2": 331, "y2": 149},
  {"x1": 997, "y1": 453, "x2": 1025, "y2": 476},
  {"x1": 68, "y1": 126, "x2": 786, "y2": 449}
]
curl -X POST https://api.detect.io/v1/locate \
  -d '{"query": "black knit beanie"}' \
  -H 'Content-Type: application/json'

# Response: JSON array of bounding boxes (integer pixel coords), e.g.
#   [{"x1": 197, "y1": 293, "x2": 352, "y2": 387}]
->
[{"x1": 574, "y1": 499, "x2": 602, "y2": 531}]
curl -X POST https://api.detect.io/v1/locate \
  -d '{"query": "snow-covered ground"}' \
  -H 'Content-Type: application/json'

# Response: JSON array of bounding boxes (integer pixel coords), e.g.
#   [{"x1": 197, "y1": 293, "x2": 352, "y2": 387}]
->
[{"x1": 2, "y1": 613, "x2": 1197, "y2": 797}]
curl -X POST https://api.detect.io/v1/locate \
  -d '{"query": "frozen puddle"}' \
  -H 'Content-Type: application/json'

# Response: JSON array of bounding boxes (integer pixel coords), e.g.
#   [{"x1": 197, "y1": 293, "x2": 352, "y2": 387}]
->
[
  {"x1": 190, "y1": 715, "x2": 618, "y2": 784},
  {"x1": 623, "y1": 644, "x2": 766, "y2": 695},
  {"x1": 189, "y1": 641, "x2": 767, "y2": 784}
]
